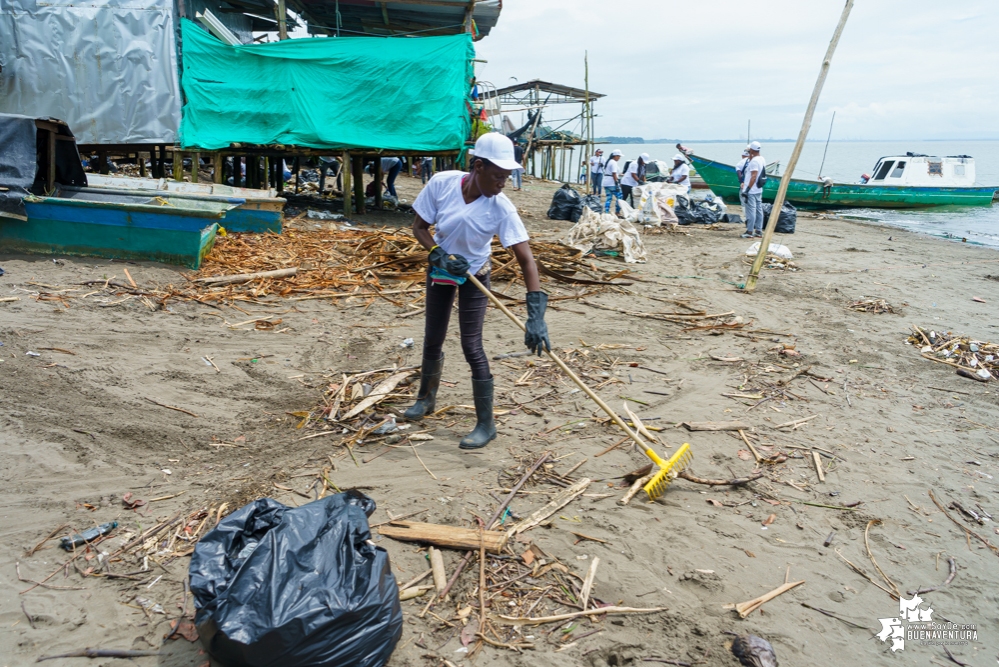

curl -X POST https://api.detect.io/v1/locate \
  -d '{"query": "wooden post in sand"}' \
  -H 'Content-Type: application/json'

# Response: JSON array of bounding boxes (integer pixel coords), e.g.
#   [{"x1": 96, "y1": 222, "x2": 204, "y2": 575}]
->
[{"x1": 743, "y1": 0, "x2": 854, "y2": 292}]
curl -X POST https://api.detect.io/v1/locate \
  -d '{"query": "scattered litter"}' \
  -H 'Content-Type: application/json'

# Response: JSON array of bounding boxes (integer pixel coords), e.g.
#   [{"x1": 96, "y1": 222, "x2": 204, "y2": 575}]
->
[
  {"x1": 908, "y1": 326, "x2": 996, "y2": 381},
  {"x1": 849, "y1": 298, "x2": 896, "y2": 314},
  {"x1": 26, "y1": 351, "x2": 40, "y2": 357},
  {"x1": 745, "y1": 242, "x2": 793, "y2": 259},
  {"x1": 306, "y1": 209, "x2": 344, "y2": 220},
  {"x1": 400, "y1": 338, "x2": 414, "y2": 348},
  {"x1": 60, "y1": 521, "x2": 118, "y2": 551}
]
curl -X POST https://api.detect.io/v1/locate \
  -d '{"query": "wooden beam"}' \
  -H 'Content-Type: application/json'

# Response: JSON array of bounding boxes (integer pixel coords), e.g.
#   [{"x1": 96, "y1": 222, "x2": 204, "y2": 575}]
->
[
  {"x1": 276, "y1": 0, "x2": 288, "y2": 39},
  {"x1": 173, "y1": 150, "x2": 183, "y2": 181},
  {"x1": 352, "y1": 155, "x2": 366, "y2": 214},
  {"x1": 46, "y1": 129, "x2": 56, "y2": 192},
  {"x1": 342, "y1": 150, "x2": 352, "y2": 214},
  {"x1": 744, "y1": 0, "x2": 854, "y2": 292}
]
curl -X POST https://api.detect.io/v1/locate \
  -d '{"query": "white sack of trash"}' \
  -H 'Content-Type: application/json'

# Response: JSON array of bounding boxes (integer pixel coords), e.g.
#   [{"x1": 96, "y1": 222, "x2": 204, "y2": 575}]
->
[
  {"x1": 745, "y1": 242, "x2": 794, "y2": 259},
  {"x1": 630, "y1": 182, "x2": 689, "y2": 226},
  {"x1": 561, "y1": 206, "x2": 648, "y2": 263}
]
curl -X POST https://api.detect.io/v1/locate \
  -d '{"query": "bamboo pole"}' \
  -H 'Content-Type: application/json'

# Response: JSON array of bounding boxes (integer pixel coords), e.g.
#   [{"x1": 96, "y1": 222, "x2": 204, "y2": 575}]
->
[{"x1": 743, "y1": 0, "x2": 854, "y2": 292}]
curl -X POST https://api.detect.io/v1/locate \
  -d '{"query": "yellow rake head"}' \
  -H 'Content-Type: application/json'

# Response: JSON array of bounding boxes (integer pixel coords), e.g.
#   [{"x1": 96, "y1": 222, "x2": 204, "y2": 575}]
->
[{"x1": 643, "y1": 443, "x2": 693, "y2": 501}]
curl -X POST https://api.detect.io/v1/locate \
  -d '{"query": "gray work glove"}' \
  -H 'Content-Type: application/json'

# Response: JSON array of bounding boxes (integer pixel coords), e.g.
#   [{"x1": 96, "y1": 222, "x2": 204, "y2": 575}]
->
[
  {"x1": 428, "y1": 246, "x2": 470, "y2": 276},
  {"x1": 524, "y1": 291, "x2": 551, "y2": 356}
]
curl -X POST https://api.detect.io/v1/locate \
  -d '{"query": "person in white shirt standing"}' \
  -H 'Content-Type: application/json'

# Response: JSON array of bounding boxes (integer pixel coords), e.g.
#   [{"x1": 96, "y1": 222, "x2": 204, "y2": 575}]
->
[
  {"x1": 405, "y1": 133, "x2": 551, "y2": 450},
  {"x1": 619, "y1": 152, "x2": 649, "y2": 206},
  {"x1": 741, "y1": 141, "x2": 766, "y2": 238},
  {"x1": 589, "y1": 149, "x2": 605, "y2": 195},
  {"x1": 735, "y1": 148, "x2": 750, "y2": 209},
  {"x1": 668, "y1": 154, "x2": 691, "y2": 193},
  {"x1": 602, "y1": 150, "x2": 624, "y2": 214}
]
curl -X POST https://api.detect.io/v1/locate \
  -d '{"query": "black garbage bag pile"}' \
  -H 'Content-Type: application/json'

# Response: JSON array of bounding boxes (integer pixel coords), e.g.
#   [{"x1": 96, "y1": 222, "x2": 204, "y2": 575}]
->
[
  {"x1": 190, "y1": 490, "x2": 402, "y2": 667},
  {"x1": 547, "y1": 183, "x2": 584, "y2": 222},
  {"x1": 674, "y1": 195, "x2": 725, "y2": 225},
  {"x1": 581, "y1": 194, "x2": 603, "y2": 213},
  {"x1": 762, "y1": 201, "x2": 797, "y2": 234}
]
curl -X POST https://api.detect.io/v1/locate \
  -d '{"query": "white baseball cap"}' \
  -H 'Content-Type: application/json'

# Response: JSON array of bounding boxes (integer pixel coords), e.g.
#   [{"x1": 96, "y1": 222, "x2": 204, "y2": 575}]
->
[
  {"x1": 672, "y1": 153, "x2": 684, "y2": 162},
  {"x1": 472, "y1": 132, "x2": 523, "y2": 171},
  {"x1": 639, "y1": 153, "x2": 650, "y2": 162},
  {"x1": 595, "y1": 148, "x2": 603, "y2": 153},
  {"x1": 610, "y1": 149, "x2": 623, "y2": 157},
  {"x1": 749, "y1": 141, "x2": 762, "y2": 151}
]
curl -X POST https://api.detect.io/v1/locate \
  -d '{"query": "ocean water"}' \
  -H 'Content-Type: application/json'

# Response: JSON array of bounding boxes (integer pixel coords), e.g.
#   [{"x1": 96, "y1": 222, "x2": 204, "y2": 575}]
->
[{"x1": 600, "y1": 140, "x2": 999, "y2": 249}]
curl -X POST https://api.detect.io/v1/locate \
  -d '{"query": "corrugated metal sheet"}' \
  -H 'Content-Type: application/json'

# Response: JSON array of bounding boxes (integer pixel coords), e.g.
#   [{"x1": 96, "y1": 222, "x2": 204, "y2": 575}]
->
[
  {"x1": 291, "y1": 0, "x2": 501, "y2": 39},
  {"x1": 0, "y1": 0, "x2": 182, "y2": 145}
]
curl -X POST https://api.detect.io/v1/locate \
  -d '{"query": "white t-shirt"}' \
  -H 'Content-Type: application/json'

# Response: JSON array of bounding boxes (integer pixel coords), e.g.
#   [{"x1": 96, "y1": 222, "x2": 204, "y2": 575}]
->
[
  {"x1": 413, "y1": 171, "x2": 529, "y2": 276},
  {"x1": 743, "y1": 156, "x2": 766, "y2": 194},
  {"x1": 670, "y1": 163, "x2": 691, "y2": 192},
  {"x1": 735, "y1": 157, "x2": 748, "y2": 184},
  {"x1": 601, "y1": 159, "x2": 621, "y2": 187},
  {"x1": 589, "y1": 155, "x2": 604, "y2": 174},
  {"x1": 620, "y1": 160, "x2": 643, "y2": 187}
]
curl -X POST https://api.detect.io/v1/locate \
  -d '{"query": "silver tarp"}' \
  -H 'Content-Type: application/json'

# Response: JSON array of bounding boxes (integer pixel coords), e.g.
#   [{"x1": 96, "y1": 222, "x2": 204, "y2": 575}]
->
[{"x1": 0, "y1": 0, "x2": 182, "y2": 145}]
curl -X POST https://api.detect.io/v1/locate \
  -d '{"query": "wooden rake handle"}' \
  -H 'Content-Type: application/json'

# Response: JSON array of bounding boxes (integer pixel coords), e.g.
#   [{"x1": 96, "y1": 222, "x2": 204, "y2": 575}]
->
[{"x1": 464, "y1": 271, "x2": 648, "y2": 453}]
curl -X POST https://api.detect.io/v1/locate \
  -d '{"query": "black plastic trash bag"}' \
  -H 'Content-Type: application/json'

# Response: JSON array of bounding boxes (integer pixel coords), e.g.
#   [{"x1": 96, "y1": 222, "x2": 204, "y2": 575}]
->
[
  {"x1": 762, "y1": 201, "x2": 796, "y2": 234},
  {"x1": 581, "y1": 194, "x2": 603, "y2": 213},
  {"x1": 674, "y1": 195, "x2": 724, "y2": 225},
  {"x1": 547, "y1": 183, "x2": 584, "y2": 222},
  {"x1": 190, "y1": 491, "x2": 402, "y2": 667},
  {"x1": 722, "y1": 213, "x2": 743, "y2": 224}
]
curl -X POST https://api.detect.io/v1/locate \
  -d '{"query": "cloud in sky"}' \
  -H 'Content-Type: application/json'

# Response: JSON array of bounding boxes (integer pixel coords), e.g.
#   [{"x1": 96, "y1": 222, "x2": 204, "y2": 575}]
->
[{"x1": 474, "y1": 1, "x2": 999, "y2": 140}]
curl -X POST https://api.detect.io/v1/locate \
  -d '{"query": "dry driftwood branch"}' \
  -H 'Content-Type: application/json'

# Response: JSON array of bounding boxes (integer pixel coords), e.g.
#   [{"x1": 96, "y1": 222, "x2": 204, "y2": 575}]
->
[
  {"x1": 864, "y1": 520, "x2": 900, "y2": 597},
  {"x1": 730, "y1": 580, "x2": 804, "y2": 618},
  {"x1": 678, "y1": 470, "x2": 764, "y2": 486},
  {"x1": 429, "y1": 547, "x2": 447, "y2": 593},
  {"x1": 619, "y1": 473, "x2": 654, "y2": 505},
  {"x1": 379, "y1": 521, "x2": 507, "y2": 554},
  {"x1": 507, "y1": 478, "x2": 591, "y2": 536},
  {"x1": 37, "y1": 649, "x2": 162, "y2": 662},
  {"x1": 927, "y1": 490, "x2": 999, "y2": 557},
  {"x1": 340, "y1": 370, "x2": 414, "y2": 420},
  {"x1": 195, "y1": 267, "x2": 298, "y2": 285},
  {"x1": 909, "y1": 556, "x2": 957, "y2": 595},
  {"x1": 682, "y1": 421, "x2": 751, "y2": 432},
  {"x1": 579, "y1": 557, "x2": 600, "y2": 610},
  {"x1": 496, "y1": 605, "x2": 667, "y2": 626}
]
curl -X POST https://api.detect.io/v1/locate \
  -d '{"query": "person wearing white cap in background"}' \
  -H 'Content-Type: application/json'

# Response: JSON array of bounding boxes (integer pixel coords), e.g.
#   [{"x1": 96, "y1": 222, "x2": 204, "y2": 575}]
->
[
  {"x1": 589, "y1": 149, "x2": 605, "y2": 196},
  {"x1": 741, "y1": 141, "x2": 766, "y2": 238},
  {"x1": 406, "y1": 132, "x2": 551, "y2": 450},
  {"x1": 602, "y1": 149, "x2": 624, "y2": 214},
  {"x1": 735, "y1": 148, "x2": 750, "y2": 209},
  {"x1": 620, "y1": 152, "x2": 650, "y2": 206},
  {"x1": 667, "y1": 153, "x2": 691, "y2": 194}
]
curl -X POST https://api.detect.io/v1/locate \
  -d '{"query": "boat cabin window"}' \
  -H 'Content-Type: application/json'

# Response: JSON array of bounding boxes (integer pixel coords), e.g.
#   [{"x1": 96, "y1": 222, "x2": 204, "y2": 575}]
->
[
  {"x1": 954, "y1": 164, "x2": 966, "y2": 176},
  {"x1": 889, "y1": 161, "x2": 906, "y2": 178},
  {"x1": 874, "y1": 160, "x2": 894, "y2": 180},
  {"x1": 928, "y1": 160, "x2": 943, "y2": 176}
]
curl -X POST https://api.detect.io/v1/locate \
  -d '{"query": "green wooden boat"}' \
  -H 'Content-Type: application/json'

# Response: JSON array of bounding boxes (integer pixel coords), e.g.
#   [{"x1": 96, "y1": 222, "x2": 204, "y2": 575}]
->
[{"x1": 688, "y1": 154, "x2": 998, "y2": 208}]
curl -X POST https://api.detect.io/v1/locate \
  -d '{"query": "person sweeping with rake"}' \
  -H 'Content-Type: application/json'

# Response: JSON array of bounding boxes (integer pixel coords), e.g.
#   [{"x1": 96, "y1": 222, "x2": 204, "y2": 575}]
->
[{"x1": 403, "y1": 133, "x2": 551, "y2": 449}]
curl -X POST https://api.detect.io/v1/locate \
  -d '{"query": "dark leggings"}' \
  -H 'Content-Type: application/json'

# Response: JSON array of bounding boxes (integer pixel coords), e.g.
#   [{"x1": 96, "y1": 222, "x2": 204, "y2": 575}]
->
[{"x1": 422, "y1": 271, "x2": 491, "y2": 380}]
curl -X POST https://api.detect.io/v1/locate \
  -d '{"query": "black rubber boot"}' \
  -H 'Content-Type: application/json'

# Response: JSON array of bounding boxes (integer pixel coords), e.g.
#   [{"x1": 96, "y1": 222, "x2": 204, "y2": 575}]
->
[
  {"x1": 459, "y1": 377, "x2": 496, "y2": 449},
  {"x1": 403, "y1": 355, "x2": 444, "y2": 421}
]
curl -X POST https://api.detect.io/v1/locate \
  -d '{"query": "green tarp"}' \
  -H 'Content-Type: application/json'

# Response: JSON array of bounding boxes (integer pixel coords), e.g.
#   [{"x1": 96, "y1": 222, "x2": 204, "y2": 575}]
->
[{"x1": 179, "y1": 20, "x2": 474, "y2": 152}]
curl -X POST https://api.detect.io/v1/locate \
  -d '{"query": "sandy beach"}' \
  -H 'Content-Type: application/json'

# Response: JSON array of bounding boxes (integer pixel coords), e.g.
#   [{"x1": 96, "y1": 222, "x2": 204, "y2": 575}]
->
[{"x1": 2, "y1": 173, "x2": 998, "y2": 667}]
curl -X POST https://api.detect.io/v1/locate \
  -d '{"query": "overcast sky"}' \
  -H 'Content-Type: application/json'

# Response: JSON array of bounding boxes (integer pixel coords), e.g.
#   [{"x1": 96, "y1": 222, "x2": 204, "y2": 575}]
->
[{"x1": 473, "y1": 1, "x2": 999, "y2": 141}]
